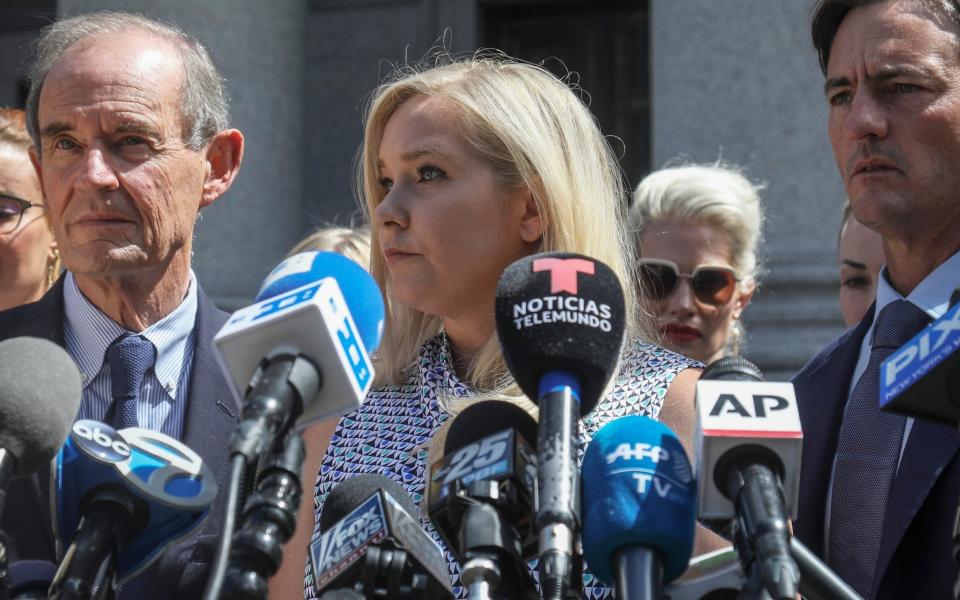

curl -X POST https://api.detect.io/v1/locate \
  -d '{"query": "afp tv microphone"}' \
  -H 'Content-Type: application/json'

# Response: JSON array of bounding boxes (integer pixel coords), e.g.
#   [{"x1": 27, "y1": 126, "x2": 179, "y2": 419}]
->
[
  {"x1": 50, "y1": 420, "x2": 217, "y2": 599},
  {"x1": 428, "y1": 401, "x2": 539, "y2": 599},
  {"x1": 581, "y1": 415, "x2": 697, "y2": 600},
  {"x1": 310, "y1": 474, "x2": 453, "y2": 599},
  {"x1": 495, "y1": 252, "x2": 626, "y2": 600}
]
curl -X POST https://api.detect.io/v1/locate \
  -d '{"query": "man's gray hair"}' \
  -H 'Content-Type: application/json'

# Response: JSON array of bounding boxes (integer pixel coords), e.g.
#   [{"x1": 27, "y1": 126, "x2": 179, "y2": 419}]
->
[{"x1": 26, "y1": 11, "x2": 230, "y2": 150}]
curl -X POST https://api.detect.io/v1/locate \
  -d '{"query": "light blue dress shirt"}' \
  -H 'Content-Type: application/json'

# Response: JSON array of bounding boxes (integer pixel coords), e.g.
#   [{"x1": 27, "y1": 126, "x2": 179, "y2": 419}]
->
[{"x1": 62, "y1": 271, "x2": 199, "y2": 438}]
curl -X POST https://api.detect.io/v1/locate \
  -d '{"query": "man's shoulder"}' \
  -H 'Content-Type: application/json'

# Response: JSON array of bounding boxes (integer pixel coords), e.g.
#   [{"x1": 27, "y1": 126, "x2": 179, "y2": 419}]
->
[
  {"x1": 793, "y1": 314, "x2": 871, "y2": 386},
  {"x1": 0, "y1": 280, "x2": 65, "y2": 343}
]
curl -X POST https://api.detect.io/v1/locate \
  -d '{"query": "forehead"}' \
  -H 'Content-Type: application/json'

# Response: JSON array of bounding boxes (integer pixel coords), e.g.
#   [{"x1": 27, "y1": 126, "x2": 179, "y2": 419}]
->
[
  {"x1": 378, "y1": 95, "x2": 470, "y2": 157},
  {"x1": 640, "y1": 219, "x2": 733, "y2": 267},
  {"x1": 38, "y1": 30, "x2": 185, "y2": 129},
  {"x1": 828, "y1": 2, "x2": 960, "y2": 75}
]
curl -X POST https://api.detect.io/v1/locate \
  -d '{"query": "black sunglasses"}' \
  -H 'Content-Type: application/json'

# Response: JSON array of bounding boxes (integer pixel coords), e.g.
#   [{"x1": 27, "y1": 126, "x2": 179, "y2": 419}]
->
[
  {"x1": 0, "y1": 195, "x2": 45, "y2": 235},
  {"x1": 638, "y1": 259, "x2": 741, "y2": 306}
]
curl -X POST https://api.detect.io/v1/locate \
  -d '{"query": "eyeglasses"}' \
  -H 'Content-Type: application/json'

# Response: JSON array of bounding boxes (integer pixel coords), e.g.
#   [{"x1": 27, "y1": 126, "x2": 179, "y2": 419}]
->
[
  {"x1": 638, "y1": 258, "x2": 741, "y2": 306},
  {"x1": 0, "y1": 195, "x2": 45, "y2": 235}
]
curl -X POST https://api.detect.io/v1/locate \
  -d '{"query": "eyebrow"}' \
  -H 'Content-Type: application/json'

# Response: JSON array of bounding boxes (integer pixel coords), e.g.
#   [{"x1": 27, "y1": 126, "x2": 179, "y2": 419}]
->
[
  {"x1": 824, "y1": 64, "x2": 936, "y2": 96},
  {"x1": 841, "y1": 259, "x2": 868, "y2": 270},
  {"x1": 39, "y1": 121, "x2": 72, "y2": 139},
  {"x1": 115, "y1": 121, "x2": 161, "y2": 138},
  {"x1": 376, "y1": 146, "x2": 450, "y2": 168}
]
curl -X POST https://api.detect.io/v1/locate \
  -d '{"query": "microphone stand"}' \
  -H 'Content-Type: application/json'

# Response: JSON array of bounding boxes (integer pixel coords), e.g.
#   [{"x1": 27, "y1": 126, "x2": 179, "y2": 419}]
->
[
  {"x1": 222, "y1": 431, "x2": 305, "y2": 599},
  {"x1": 0, "y1": 448, "x2": 14, "y2": 600}
]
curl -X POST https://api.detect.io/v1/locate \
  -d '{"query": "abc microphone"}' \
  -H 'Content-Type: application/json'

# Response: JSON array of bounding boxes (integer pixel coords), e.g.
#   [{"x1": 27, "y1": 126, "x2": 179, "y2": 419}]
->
[
  {"x1": 581, "y1": 415, "x2": 697, "y2": 599},
  {"x1": 494, "y1": 252, "x2": 626, "y2": 600},
  {"x1": 696, "y1": 356, "x2": 800, "y2": 600},
  {"x1": 427, "y1": 401, "x2": 538, "y2": 599},
  {"x1": 310, "y1": 474, "x2": 453, "y2": 599},
  {"x1": 49, "y1": 420, "x2": 217, "y2": 599}
]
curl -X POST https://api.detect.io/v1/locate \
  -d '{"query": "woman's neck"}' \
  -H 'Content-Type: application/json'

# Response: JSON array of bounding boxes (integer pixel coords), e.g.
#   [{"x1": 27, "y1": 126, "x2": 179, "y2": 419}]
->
[{"x1": 443, "y1": 314, "x2": 495, "y2": 381}]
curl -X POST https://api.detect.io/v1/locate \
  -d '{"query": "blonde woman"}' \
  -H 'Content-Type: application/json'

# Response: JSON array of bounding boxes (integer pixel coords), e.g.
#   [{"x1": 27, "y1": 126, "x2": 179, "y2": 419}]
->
[
  {"x1": 286, "y1": 224, "x2": 372, "y2": 270},
  {"x1": 631, "y1": 163, "x2": 763, "y2": 365},
  {"x1": 0, "y1": 108, "x2": 59, "y2": 311},
  {"x1": 283, "y1": 55, "x2": 724, "y2": 600}
]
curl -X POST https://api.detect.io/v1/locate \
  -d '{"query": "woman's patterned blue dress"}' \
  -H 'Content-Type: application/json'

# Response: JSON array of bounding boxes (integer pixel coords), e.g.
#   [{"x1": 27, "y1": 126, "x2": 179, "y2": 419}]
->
[{"x1": 304, "y1": 333, "x2": 697, "y2": 598}]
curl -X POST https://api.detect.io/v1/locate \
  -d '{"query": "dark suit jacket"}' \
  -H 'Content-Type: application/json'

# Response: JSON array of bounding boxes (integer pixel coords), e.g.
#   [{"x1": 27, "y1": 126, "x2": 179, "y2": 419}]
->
[
  {"x1": 793, "y1": 304, "x2": 960, "y2": 599},
  {"x1": 0, "y1": 275, "x2": 239, "y2": 598}
]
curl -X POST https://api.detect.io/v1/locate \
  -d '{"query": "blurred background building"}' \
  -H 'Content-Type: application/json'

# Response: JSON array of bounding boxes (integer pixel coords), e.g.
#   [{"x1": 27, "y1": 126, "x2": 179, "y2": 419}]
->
[{"x1": 0, "y1": 0, "x2": 844, "y2": 378}]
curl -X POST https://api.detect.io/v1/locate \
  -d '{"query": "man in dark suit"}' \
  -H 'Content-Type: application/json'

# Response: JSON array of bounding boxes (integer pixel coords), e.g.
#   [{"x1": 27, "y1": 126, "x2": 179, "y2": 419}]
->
[
  {"x1": 0, "y1": 12, "x2": 244, "y2": 597},
  {"x1": 794, "y1": 1, "x2": 960, "y2": 598}
]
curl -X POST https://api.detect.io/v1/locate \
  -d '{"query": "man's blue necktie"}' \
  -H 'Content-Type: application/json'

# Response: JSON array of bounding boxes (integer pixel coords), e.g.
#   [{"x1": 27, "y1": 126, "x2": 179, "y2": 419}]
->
[
  {"x1": 828, "y1": 299, "x2": 931, "y2": 596},
  {"x1": 106, "y1": 333, "x2": 156, "y2": 430}
]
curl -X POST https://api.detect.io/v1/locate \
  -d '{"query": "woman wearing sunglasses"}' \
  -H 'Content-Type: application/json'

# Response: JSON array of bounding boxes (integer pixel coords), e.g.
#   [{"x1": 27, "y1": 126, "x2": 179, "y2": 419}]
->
[
  {"x1": 630, "y1": 163, "x2": 762, "y2": 365},
  {"x1": 0, "y1": 107, "x2": 59, "y2": 312}
]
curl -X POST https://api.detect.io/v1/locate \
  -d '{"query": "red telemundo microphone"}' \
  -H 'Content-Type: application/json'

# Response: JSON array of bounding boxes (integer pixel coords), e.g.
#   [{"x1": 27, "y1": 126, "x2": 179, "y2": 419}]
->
[{"x1": 495, "y1": 252, "x2": 626, "y2": 600}]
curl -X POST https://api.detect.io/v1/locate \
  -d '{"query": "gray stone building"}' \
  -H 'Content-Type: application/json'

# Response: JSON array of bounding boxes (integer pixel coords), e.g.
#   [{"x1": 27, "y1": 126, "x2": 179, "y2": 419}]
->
[{"x1": 0, "y1": 0, "x2": 846, "y2": 378}]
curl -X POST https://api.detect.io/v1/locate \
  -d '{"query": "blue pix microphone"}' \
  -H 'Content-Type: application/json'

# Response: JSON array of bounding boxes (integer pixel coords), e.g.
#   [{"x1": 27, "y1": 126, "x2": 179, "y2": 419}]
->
[
  {"x1": 50, "y1": 420, "x2": 217, "y2": 598},
  {"x1": 581, "y1": 415, "x2": 697, "y2": 600},
  {"x1": 880, "y1": 300, "x2": 960, "y2": 423}
]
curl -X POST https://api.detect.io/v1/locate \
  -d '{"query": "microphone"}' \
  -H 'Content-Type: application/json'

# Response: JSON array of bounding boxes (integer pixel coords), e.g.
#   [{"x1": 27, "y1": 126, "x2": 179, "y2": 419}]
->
[
  {"x1": 0, "y1": 337, "x2": 82, "y2": 500},
  {"x1": 310, "y1": 474, "x2": 453, "y2": 599},
  {"x1": 581, "y1": 415, "x2": 697, "y2": 599},
  {"x1": 494, "y1": 252, "x2": 626, "y2": 600},
  {"x1": 427, "y1": 401, "x2": 538, "y2": 599},
  {"x1": 207, "y1": 251, "x2": 386, "y2": 599},
  {"x1": 695, "y1": 356, "x2": 800, "y2": 600},
  {"x1": 7, "y1": 561, "x2": 58, "y2": 600},
  {"x1": 215, "y1": 250, "x2": 385, "y2": 460},
  {"x1": 50, "y1": 420, "x2": 217, "y2": 599},
  {"x1": 879, "y1": 299, "x2": 960, "y2": 423}
]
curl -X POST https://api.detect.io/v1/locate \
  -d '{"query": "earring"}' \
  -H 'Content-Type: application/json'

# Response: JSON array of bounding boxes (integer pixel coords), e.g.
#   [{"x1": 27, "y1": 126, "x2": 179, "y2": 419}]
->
[{"x1": 46, "y1": 247, "x2": 60, "y2": 291}]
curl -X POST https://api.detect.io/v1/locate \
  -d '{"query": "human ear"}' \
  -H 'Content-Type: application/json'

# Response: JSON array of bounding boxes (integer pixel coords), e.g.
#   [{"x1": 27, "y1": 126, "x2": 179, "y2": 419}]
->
[
  {"x1": 200, "y1": 129, "x2": 245, "y2": 208},
  {"x1": 518, "y1": 188, "x2": 544, "y2": 243},
  {"x1": 733, "y1": 278, "x2": 756, "y2": 319}
]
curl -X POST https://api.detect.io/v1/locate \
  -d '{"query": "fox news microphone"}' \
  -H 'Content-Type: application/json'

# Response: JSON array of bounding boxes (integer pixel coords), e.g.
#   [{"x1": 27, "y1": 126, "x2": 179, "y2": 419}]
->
[
  {"x1": 581, "y1": 415, "x2": 697, "y2": 599},
  {"x1": 696, "y1": 356, "x2": 800, "y2": 600},
  {"x1": 310, "y1": 474, "x2": 453, "y2": 599},
  {"x1": 495, "y1": 252, "x2": 626, "y2": 600},
  {"x1": 204, "y1": 251, "x2": 385, "y2": 599},
  {"x1": 49, "y1": 420, "x2": 217, "y2": 599},
  {"x1": 427, "y1": 401, "x2": 538, "y2": 599}
]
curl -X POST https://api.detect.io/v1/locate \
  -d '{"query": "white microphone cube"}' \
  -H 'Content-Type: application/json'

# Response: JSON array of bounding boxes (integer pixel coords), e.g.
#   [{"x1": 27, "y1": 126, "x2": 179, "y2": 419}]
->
[
  {"x1": 214, "y1": 278, "x2": 374, "y2": 429},
  {"x1": 695, "y1": 380, "x2": 802, "y2": 520}
]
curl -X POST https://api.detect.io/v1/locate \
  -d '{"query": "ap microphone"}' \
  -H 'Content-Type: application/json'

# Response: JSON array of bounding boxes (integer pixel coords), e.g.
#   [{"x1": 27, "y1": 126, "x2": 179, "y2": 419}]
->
[
  {"x1": 495, "y1": 252, "x2": 626, "y2": 600},
  {"x1": 695, "y1": 356, "x2": 800, "y2": 600},
  {"x1": 581, "y1": 415, "x2": 697, "y2": 599},
  {"x1": 880, "y1": 300, "x2": 960, "y2": 423},
  {"x1": 428, "y1": 401, "x2": 538, "y2": 599},
  {"x1": 50, "y1": 420, "x2": 217, "y2": 598},
  {"x1": 310, "y1": 474, "x2": 453, "y2": 599}
]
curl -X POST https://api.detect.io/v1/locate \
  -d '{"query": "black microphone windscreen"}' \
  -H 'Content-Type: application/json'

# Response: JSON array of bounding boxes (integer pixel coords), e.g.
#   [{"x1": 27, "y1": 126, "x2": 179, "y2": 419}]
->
[
  {"x1": 494, "y1": 252, "x2": 626, "y2": 414},
  {"x1": 319, "y1": 473, "x2": 419, "y2": 533},
  {"x1": 443, "y1": 400, "x2": 537, "y2": 455},
  {"x1": 0, "y1": 337, "x2": 82, "y2": 477},
  {"x1": 701, "y1": 355, "x2": 763, "y2": 382}
]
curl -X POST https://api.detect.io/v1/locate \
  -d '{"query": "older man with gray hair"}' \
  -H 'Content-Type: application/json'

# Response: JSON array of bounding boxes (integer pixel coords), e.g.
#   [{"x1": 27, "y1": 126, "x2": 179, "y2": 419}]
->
[{"x1": 0, "y1": 11, "x2": 244, "y2": 598}]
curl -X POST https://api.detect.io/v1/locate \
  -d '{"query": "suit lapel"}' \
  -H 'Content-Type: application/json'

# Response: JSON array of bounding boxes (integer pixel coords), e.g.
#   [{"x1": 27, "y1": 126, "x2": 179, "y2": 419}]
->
[
  {"x1": 873, "y1": 417, "x2": 960, "y2": 595},
  {"x1": 793, "y1": 309, "x2": 873, "y2": 554}
]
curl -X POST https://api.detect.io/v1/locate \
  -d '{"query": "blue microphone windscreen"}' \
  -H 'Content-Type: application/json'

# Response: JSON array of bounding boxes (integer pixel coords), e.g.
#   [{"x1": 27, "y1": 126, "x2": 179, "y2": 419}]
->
[
  {"x1": 581, "y1": 415, "x2": 697, "y2": 584},
  {"x1": 257, "y1": 251, "x2": 385, "y2": 353}
]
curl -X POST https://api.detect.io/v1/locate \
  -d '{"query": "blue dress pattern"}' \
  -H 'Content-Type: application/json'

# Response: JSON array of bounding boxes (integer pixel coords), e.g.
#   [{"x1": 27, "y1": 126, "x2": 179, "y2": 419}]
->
[{"x1": 304, "y1": 332, "x2": 697, "y2": 599}]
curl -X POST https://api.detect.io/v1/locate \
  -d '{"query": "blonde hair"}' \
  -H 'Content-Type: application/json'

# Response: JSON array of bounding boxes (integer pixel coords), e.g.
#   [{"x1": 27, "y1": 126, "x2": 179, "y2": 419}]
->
[
  {"x1": 286, "y1": 225, "x2": 372, "y2": 270},
  {"x1": 630, "y1": 162, "x2": 764, "y2": 282},
  {"x1": 359, "y1": 53, "x2": 644, "y2": 391},
  {"x1": 630, "y1": 162, "x2": 764, "y2": 356}
]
